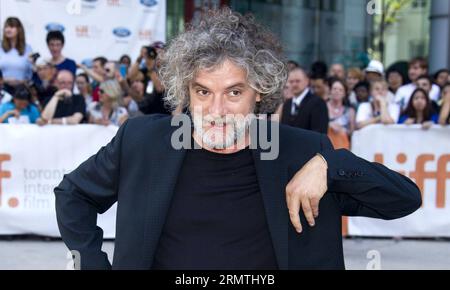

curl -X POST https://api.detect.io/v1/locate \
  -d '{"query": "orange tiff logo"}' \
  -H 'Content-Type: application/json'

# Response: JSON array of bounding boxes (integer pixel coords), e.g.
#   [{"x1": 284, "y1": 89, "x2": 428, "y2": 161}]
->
[
  {"x1": 0, "y1": 154, "x2": 19, "y2": 208},
  {"x1": 375, "y1": 153, "x2": 450, "y2": 208}
]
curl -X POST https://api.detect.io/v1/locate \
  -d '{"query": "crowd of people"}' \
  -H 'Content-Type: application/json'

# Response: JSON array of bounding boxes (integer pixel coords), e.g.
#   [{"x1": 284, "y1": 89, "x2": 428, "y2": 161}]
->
[
  {"x1": 0, "y1": 17, "x2": 169, "y2": 127},
  {"x1": 1, "y1": 16, "x2": 450, "y2": 149},
  {"x1": 279, "y1": 57, "x2": 450, "y2": 149}
]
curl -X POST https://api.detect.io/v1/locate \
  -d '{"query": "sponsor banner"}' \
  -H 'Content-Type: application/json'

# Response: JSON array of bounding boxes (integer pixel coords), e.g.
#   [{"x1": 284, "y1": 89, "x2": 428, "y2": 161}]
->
[
  {"x1": 349, "y1": 125, "x2": 450, "y2": 237},
  {"x1": 0, "y1": 0, "x2": 166, "y2": 63}
]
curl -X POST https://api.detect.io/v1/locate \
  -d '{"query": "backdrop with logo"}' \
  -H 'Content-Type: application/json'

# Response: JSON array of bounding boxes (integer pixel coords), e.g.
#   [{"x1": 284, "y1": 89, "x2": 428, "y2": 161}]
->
[
  {"x1": 0, "y1": 124, "x2": 449, "y2": 238},
  {"x1": 0, "y1": 124, "x2": 118, "y2": 237},
  {"x1": 349, "y1": 125, "x2": 450, "y2": 237},
  {"x1": 0, "y1": 0, "x2": 166, "y2": 63}
]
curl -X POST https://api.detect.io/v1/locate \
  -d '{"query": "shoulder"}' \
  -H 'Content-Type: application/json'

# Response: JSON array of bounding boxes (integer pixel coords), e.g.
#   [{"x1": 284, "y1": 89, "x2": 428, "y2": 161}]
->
[{"x1": 278, "y1": 121, "x2": 324, "y2": 148}]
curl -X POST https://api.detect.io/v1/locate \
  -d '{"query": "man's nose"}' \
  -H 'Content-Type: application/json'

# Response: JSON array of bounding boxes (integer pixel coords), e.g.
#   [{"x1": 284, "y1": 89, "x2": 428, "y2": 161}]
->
[{"x1": 208, "y1": 95, "x2": 227, "y2": 116}]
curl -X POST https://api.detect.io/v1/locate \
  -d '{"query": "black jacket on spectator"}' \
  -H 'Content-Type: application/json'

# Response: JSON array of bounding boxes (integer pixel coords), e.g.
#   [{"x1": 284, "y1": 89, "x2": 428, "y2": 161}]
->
[
  {"x1": 54, "y1": 115, "x2": 421, "y2": 270},
  {"x1": 137, "y1": 91, "x2": 171, "y2": 115},
  {"x1": 281, "y1": 91, "x2": 329, "y2": 134}
]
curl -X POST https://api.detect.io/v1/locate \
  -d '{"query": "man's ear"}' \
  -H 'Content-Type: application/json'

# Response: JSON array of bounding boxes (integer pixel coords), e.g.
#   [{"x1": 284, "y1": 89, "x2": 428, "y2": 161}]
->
[{"x1": 256, "y1": 93, "x2": 261, "y2": 103}]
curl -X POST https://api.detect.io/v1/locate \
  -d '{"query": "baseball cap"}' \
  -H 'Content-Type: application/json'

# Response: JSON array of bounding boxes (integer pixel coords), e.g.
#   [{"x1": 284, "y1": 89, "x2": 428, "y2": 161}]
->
[{"x1": 365, "y1": 60, "x2": 384, "y2": 75}]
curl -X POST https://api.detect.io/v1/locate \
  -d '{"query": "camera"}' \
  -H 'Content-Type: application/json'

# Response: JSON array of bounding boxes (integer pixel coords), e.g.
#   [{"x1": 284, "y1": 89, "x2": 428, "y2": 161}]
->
[{"x1": 145, "y1": 46, "x2": 157, "y2": 60}]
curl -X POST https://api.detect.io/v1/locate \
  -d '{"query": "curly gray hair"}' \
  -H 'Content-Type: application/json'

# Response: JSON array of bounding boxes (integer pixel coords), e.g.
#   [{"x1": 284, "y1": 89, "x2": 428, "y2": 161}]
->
[{"x1": 159, "y1": 8, "x2": 287, "y2": 114}]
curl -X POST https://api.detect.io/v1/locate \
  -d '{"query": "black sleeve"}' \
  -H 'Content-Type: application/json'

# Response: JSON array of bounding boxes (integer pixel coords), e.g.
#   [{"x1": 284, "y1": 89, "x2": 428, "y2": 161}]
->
[
  {"x1": 310, "y1": 99, "x2": 329, "y2": 134},
  {"x1": 319, "y1": 134, "x2": 422, "y2": 220},
  {"x1": 54, "y1": 120, "x2": 128, "y2": 270}
]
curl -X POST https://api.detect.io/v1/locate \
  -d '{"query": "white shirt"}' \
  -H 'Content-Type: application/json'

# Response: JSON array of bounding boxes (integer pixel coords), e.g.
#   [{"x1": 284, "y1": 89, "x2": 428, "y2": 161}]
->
[
  {"x1": 395, "y1": 83, "x2": 440, "y2": 110},
  {"x1": 291, "y1": 88, "x2": 310, "y2": 115},
  {"x1": 356, "y1": 102, "x2": 400, "y2": 124}
]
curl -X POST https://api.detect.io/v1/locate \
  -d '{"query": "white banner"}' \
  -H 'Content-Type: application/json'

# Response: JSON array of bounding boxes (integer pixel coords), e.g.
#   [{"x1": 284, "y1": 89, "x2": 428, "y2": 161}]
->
[
  {"x1": 1, "y1": 124, "x2": 449, "y2": 238},
  {"x1": 0, "y1": 124, "x2": 118, "y2": 237},
  {"x1": 349, "y1": 125, "x2": 450, "y2": 237},
  {"x1": 0, "y1": 0, "x2": 166, "y2": 63}
]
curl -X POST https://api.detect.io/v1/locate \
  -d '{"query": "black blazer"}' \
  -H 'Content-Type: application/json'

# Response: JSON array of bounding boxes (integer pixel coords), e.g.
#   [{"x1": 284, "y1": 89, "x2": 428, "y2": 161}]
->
[
  {"x1": 281, "y1": 91, "x2": 329, "y2": 134},
  {"x1": 55, "y1": 115, "x2": 421, "y2": 270}
]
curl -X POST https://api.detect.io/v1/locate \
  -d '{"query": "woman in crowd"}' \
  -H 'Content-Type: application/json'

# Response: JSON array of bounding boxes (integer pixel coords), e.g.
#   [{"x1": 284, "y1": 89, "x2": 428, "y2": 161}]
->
[
  {"x1": 75, "y1": 73, "x2": 94, "y2": 108},
  {"x1": 438, "y1": 83, "x2": 450, "y2": 125},
  {"x1": 434, "y1": 69, "x2": 450, "y2": 89},
  {"x1": 0, "y1": 17, "x2": 33, "y2": 93},
  {"x1": 356, "y1": 80, "x2": 400, "y2": 129},
  {"x1": 398, "y1": 88, "x2": 439, "y2": 129},
  {"x1": 87, "y1": 80, "x2": 128, "y2": 127},
  {"x1": 346, "y1": 67, "x2": 364, "y2": 107},
  {"x1": 0, "y1": 84, "x2": 40, "y2": 124},
  {"x1": 327, "y1": 79, "x2": 356, "y2": 149}
]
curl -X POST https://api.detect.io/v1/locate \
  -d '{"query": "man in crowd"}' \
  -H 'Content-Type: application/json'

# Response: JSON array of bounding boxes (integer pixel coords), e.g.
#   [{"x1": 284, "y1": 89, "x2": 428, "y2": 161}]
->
[
  {"x1": 281, "y1": 68, "x2": 329, "y2": 133},
  {"x1": 37, "y1": 70, "x2": 85, "y2": 125},
  {"x1": 329, "y1": 63, "x2": 346, "y2": 80},
  {"x1": 395, "y1": 57, "x2": 440, "y2": 110},
  {"x1": 310, "y1": 74, "x2": 329, "y2": 102}
]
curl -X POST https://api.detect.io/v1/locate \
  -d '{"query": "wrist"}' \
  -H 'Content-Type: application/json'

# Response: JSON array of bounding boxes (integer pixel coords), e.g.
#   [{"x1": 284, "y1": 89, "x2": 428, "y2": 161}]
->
[{"x1": 316, "y1": 153, "x2": 328, "y2": 170}]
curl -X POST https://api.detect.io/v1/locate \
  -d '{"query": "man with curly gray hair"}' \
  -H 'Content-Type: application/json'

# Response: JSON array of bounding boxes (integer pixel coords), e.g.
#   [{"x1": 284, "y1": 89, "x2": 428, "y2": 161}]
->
[{"x1": 55, "y1": 8, "x2": 421, "y2": 271}]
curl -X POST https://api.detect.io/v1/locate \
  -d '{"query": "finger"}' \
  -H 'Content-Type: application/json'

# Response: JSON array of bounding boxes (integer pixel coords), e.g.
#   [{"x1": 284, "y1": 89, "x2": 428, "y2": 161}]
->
[
  {"x1": 302, "y1": 198, "x2": 315, "y2": 227},
  {"x1": 310, "y1": 197, "x2": 320, "y2": 218},
  {"x1": 288, "y1": 194, "x2": 302, "y2": 234}
]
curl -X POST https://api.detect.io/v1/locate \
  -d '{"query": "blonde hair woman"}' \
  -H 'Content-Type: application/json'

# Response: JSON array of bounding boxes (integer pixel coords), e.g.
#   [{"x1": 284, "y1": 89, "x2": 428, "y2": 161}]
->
[{"x1": 88, "y1": 80, "x2": 128, "y2": 126}]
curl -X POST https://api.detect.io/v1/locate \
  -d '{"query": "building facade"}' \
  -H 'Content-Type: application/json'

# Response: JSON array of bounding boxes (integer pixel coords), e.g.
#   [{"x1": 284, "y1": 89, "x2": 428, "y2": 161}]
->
[{"x1": 167, "y1": 0, "x2": 446, "y2": 73}]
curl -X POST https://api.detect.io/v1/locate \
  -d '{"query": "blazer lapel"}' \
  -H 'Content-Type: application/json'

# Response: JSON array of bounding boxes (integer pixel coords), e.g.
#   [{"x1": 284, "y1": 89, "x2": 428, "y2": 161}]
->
[{"x1": 251, "y1": 120, "x2": 289, "y2": 270}]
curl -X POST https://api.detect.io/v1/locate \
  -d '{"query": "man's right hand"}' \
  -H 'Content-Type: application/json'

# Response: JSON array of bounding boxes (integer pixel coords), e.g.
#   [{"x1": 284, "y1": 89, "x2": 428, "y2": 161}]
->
[{"x1": 55, "y1": 89, "x2": 73, "y2": 100}]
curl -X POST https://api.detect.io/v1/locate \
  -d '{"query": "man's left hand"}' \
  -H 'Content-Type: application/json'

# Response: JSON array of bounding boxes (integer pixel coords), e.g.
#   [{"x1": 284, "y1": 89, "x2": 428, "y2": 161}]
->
[{"x1": 286, "y1": 154, "x2": 328, "y2": 233}]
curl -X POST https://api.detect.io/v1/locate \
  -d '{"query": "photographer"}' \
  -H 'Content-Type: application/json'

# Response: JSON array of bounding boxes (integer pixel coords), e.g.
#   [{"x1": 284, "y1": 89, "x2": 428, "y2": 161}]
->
[
  {"x1": 37, "y1": 70, "x2": 85, "y2": 125},
  {"x1": 128, "y1": 42, "x2": 170, "y2": 115}
]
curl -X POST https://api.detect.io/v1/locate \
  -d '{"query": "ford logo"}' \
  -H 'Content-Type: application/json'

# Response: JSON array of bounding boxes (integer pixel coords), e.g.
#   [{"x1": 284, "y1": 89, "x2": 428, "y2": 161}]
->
[
  {"x1": 113, "y1": 27, "x2": 131, "y2": 38},
  {"x1": 140, "y1": 0, "x2": 158, "y2": 7},
  {"x1": 45, "y1": 23, "x2": 65, "y2": 32}
]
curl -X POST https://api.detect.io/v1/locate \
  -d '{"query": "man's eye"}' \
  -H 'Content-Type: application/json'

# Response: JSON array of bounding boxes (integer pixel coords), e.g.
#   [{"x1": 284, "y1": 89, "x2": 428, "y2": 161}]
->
[
  {"x1": 197, "y1": 90, "x2": 209, "y2": 96},
  {"x1": 229, "y1": 90, "x2": 241, "y2": 97}
]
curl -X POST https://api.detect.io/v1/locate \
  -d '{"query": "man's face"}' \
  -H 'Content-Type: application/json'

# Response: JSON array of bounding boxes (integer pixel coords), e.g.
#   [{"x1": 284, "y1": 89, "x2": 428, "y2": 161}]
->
[
  {"x1": 330, "y1": 64, "x2": 345, "y2": 79},
  {"x1": 417, "y1": 78, "x2": 431, "y2": 94},
  {"x1": 311, "y1": 78, "x2": 328, "y2": 99},
  {"x1": 288, "y1": 70, "x2": 309, "y2": 97},
  {"x1": 409, "y1": 63, "x2": 426, "y2": 83},
  {"x1": 93, "y1": 60, "x2": 106, "y2": 76},
  {"x1": 355, "y1": 86, "x2": 369, "y2": 103},
  {"x1": 189, "y1": 59, "x2": 260, "y2": 150},
  {"x1": 56, "y1": 72, "x2": 74, "y2": 91},
  {"x1": 366, "y1": 72, "x2": 382, "y2": 83},
  {"x1": 48, "y1": 39, "x2": 64, "y2": 58}
]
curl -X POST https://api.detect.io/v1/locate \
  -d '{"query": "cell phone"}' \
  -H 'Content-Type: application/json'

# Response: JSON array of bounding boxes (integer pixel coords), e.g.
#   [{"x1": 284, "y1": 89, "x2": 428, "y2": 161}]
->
[
  {"x1": 31, "y1": 53, "x2": 40, "y2": 62},
  {"x1": 119, "y1": 64, "x2": 127, "y2": 78}
]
